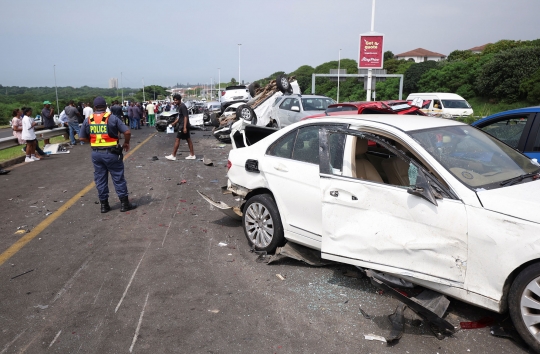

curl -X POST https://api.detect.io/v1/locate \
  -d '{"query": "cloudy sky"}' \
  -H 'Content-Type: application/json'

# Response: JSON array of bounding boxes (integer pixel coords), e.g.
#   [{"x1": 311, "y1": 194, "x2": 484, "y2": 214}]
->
[{"x1": 1, "y1": 0, "x2": 538, "y2": 88}]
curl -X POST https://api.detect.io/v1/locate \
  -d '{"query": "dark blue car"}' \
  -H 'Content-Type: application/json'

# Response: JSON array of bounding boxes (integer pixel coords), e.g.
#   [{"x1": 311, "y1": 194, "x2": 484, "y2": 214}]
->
[{"x1": 472, "y1": 106, "x2": 540, "y2": 160}]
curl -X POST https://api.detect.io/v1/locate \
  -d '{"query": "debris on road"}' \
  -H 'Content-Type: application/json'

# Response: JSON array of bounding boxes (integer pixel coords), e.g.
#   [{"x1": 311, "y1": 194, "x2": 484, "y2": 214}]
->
[
  {"x1": 34, "y1": 304, "x2": 49, "y2": 310},
  {"x1": 218, "y1": 242, "x2": 228, "y2": 247},
  {"x1": 208, "y1": 309, "x2": 220, "y2": 314},
  {"x1": 276, "y1": 274, "x2": 286, "y2": 281},
  {"x1": 202, "y1": 156, "x2": 213, "y2": 166},
  {"x1": 10, "y1": 269, "x2": 35, "y2": 280},
  {"x1": 267, "y1": 242, "x2": 330, "y2": 266},
  {"x1": 460, "y1": 317, "x2": 495, "y2": 329},
  {"x1": 364, "y1": 334, "x2": 387, "y2": 343},
  {"x1": 151, "y1": 156, "x2": 159, "y2": 161},
  {"x1": 197, "y1": 191, "x2": 242, "y2": 220},
  {"x1": 177, "y1": 180, "x2": 187, "y2": 185},
  {"x1": 387, "y1": 304, "x2": 406, "y2": 343},
  {"x1": 359, "y1": 307, "x2": 372, "y2": 320}
]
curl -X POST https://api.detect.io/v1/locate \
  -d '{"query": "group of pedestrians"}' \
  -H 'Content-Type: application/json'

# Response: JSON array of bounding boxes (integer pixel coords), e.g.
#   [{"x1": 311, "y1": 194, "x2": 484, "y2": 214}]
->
[
  {"x1": 123, "y1": 101, "x2": 158, "y2": 129},
  {"x1": 11, "y1": 106, "x2": 48, "y2": 162}
]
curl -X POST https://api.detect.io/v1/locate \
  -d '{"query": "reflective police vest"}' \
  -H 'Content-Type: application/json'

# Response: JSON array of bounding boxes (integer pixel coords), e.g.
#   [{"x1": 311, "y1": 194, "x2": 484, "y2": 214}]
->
[{"x1": 89, "y1": 112, "x2": 118, "y2": 147}]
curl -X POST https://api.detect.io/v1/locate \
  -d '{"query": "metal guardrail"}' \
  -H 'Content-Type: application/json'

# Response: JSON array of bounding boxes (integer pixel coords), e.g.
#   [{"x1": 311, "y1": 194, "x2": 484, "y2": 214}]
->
[{"x1": 0, "y1": 126, "x2": 69, "y2": 151}]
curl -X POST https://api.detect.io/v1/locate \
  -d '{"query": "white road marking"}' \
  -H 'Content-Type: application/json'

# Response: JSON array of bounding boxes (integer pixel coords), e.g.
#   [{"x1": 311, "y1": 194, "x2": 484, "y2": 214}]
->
[
  {"x1": 129, "y1": 292, "x2": 150, "y2": 353},
  {"x1": 0, "y1": 329, "x2": 26, "y2": 354},
  {"x1": 161, "y1": 220, "x2": 173, "y2": 247},
  {"x1": 93, "y1": 277, "x2": 106, "y2": 305},
  {"x1": 48, "y1": 330, "x2": 62, "y2": 348},
  {"x1": 53, "y1": 258, "x2": 91, "y2": 303},
  {"x1": 115, "y1": 242, "x2": 151, "y2": 313}
]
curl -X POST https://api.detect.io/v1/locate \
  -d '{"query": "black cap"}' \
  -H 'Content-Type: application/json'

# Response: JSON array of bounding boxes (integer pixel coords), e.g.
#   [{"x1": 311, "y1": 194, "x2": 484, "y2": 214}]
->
[{"x1": 94, "y1": 96, "x2": 106, "y2": 107}]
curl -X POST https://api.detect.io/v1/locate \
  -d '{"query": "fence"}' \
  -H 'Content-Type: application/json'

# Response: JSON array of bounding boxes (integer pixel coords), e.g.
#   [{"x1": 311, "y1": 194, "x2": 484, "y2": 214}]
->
[{"x1": 0, "y1": 127, "x2": 69, "y2": 151}]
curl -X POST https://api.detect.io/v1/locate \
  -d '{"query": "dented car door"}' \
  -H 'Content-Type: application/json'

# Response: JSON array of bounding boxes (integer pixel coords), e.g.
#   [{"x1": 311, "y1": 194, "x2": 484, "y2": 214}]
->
[{"x1": 318, "y1": 128, "x2": 468, "y2": 284}]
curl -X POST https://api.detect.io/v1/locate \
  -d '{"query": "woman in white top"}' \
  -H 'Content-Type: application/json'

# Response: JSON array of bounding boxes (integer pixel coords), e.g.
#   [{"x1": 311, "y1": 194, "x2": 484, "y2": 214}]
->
[
  {"x1": 11, "y1": 108, "x2": 24, "y2": 144},
  {"x1": 21, "y1": 107, "x2": 40, "y2": 162}
]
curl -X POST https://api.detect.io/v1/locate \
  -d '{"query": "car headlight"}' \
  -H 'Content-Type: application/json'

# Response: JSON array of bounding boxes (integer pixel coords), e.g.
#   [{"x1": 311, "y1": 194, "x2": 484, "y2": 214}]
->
[{"x1": 441, "y1": 113, "x2": 452, "y2": 119}]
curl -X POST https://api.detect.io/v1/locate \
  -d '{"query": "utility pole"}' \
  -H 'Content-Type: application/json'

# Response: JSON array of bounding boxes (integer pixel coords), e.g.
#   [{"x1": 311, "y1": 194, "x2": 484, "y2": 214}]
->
[
  {"x1": 121, "y1": 72, "x2": 124, "y2": 103},
  {"x1": 218, "y1": 68, "x2": 221, "y2": 102},
  {"x1": 53, "y1": 65, "x2": 59, "y2": 112},
  {"x1": 238, "y1": 44, "x2": 242, "y2": 84},
  {"x1": 366, "y1": 0, "x2": 376, "y2": 101},
  {"x1": 337, "y1": 49, "x2": 341, "y2": 103},
  {"x1": 142, "y1": 78, "x2": 145, "y2": 102}
]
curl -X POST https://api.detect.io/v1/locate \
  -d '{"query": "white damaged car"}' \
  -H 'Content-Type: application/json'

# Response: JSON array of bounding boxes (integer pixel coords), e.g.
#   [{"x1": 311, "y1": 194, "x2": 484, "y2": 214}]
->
[{"x1": 208, "y1": 114, "x2": 540, "y2": 350}]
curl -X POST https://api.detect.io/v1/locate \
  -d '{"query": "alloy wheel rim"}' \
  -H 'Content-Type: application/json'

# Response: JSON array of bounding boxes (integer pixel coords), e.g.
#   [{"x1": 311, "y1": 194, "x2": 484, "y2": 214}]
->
[
  {"x1": 520, "y1": 277, "x2": 540, "y2": 341},
  {"x1": 240, "y1": 108, "x2": 251, "y2": 120},
  {"x1": 281, "y1": 78, "x2": 289, "y2": 89},
  {"x1": 245, "y1": 202, "x2": 274, "y2": 248}
]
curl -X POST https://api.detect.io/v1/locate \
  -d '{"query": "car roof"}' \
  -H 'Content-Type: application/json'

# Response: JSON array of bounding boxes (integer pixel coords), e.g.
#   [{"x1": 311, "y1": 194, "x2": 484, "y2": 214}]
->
[
  {"x1": 472, "y1": 106, "x2": 540, "y2": 126},
  {"x1": 307, "y1": 114, "x2": 466, "y2": 132}
]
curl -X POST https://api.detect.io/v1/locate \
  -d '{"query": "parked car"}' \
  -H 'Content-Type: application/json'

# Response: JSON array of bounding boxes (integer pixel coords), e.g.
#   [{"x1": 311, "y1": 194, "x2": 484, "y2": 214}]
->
[
  {"x1": 220, "y1": 85, "x2": 251, "y2": 103},
  {"x1": 205, "y1": 114, "x2": 540, "y2": 351},
  {"x1": 406, "y1": 93, "x2": 473, "y2": 118},
  {"x1": 471, "y1": 106, "x2": 540, "y2": 160},
  {"x1": 267, "y1": 94, "x2": 335, "y2": 128},
  {"x1": 306, "y1": 100, "x2": 428, "y2": 119}
]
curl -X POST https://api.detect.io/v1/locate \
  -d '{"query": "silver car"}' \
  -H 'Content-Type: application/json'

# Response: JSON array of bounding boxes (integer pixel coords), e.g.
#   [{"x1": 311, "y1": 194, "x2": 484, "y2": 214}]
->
[{"x1": 269, "y1": 94, "x2": 335, "y2": 128}]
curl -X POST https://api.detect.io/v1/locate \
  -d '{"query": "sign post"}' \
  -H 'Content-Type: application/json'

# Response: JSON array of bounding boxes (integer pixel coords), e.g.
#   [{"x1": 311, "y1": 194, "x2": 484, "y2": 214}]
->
[{"x1": 358, "y1": 33, "x2": 384, "y2": 101}]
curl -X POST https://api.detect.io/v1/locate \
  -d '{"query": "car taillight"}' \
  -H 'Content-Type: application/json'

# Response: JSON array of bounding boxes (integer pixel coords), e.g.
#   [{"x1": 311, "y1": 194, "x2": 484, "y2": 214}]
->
[
  {"x1": 221, "y1": 91, "x2": 225, "y2": 96},
  {"x1": 227, "y1": 160, "x2": 232, "y2": 171}
]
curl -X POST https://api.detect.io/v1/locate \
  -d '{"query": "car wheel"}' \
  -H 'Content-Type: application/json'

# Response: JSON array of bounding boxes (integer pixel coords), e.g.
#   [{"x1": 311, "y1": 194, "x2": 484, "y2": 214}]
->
[
  {"x1": 276, "y1": 74, "x2": 290, "y2": 93},
  {"x1": 242, "y1": 194, "x2": 285, "y2": 253},
  {"x1": 509, "y1": 263, "x2": 540, "y2": 352},
  {"x1": 210, "y1": 113, "x2": 220, "y2": 127},
  {"x1": 237, "y1": 104, "x2": 256, "y2": 122},
  {"x1": 248, "y1": 82, "x2": 260, "y2": 98}
]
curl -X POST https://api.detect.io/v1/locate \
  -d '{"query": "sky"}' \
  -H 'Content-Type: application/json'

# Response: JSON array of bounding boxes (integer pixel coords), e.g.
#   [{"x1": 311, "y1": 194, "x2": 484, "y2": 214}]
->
[{"x1": 1, "y1": 0, "x2": 539, "y2": 89}]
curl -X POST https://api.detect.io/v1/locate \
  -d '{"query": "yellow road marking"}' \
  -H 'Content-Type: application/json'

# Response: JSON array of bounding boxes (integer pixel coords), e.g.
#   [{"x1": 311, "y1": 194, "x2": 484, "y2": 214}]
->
[{"x1": 0, "y1": 133, "x2": 156, "y2": 268}]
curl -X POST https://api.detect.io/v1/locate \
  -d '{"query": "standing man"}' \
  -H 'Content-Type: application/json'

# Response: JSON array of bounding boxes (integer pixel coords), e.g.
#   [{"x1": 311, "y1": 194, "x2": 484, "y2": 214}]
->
[
  {"x1": 133, "y1": 103, "x2": 142, "y2": 130},
  {"x1": 65, "y1": 100, "x2": 83, "y2": 145},
  {"x1": 122, "y1": 102, "x2": 129, "y2": 125},
  {"x1": 165, "y1": 94, "x2": 195, "y2": 160},
  {"x1": 83, "y1": 102, "x2": 93, "y2": 121},
  {"x1": 146, "y1": 101, "x2": 156, "y2": 127},
  {"x1": 110, "y1": 100, "x2": 123, "y2": 118},
  {"x1": 79, "y1": 97, "x2": 136, "y2": 213},
  {"x1": 41, "y1": 101, "x2": 55, "y2": 145},
  {"x1": 127, "y1": 102, "x2": 135, "y2": 129}
]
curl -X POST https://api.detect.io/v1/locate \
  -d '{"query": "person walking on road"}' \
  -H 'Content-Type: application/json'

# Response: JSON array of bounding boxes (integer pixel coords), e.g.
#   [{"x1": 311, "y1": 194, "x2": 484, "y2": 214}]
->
[
  {"x1": 41, "y1": 101, "x2": 55, "y2": 145},
  {"x1": 165, "y1": 94, "x2": 195, "y2": 160},
  {"x1": 79, "y1": 96, "x2": 136, "y2": 213},
  {"x1": 83, "y1": 102, "x2": 93, "y2": 120},
  {"x1": 21, "y1": 107, "x2": 40, "y2": 162},
  {"x1": 127, "y1": 102, "x2": 135, "y2": 129},
  {"x1": 146, "y1": 101, "x2": 156, "y2": 127},
  {"x1": 134, "y1": 103, "x2": 142, "y2": 129}
]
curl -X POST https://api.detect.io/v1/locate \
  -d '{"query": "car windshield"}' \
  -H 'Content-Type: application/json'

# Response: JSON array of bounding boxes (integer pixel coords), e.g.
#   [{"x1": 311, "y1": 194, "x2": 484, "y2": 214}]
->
[
  {"x1": 301, "y1": 98, "x2": 335, "y2": 111},
  {"x1": 410, "y1": 125, "x2": 539, "y2": 190},
  {"x1": 441, "y1": 100, "x2": 471, "y2": 109}
]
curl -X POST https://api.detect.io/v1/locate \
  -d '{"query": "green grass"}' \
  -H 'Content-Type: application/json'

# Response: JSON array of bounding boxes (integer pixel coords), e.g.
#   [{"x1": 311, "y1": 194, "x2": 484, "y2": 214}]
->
[
  {"x1": 467, "y1": 97, "x2": 533, "y2": 118},
  {"x1": 0, "y1": 135, "x2": 69, "y2": 162}
]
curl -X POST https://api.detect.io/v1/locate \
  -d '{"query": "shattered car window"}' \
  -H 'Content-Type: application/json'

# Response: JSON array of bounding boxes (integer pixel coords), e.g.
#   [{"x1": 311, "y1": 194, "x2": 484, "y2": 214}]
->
[
  {"x1": 292, "y1": 126, "x2": 320, "y2": 164},
  {"x1": 266, "y1": 130, "x2": 297, "y2": 159},
  {"x1": 301, "y1": 98, "x2": 335, "y2": 111},
  {"x1": 410, "y1": 126, "x2": 539, "y2": 189},
  {"x1": 479, "y1": 116, "x2": 528, "y2": 149},
  {"x1": 328, "y1": 133, "x2": 346, "y2": 174}
]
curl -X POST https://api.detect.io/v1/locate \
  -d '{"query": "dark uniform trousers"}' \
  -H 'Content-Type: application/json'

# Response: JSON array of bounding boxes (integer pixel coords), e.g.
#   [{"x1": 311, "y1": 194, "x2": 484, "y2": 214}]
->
[{"x1": 92, "y1": 149, "x2": 128, "y2": 200}]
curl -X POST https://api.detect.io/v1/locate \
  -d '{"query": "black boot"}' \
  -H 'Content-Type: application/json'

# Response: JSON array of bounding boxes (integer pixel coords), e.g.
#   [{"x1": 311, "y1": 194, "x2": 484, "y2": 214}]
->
[
  {"x1": 100, "y1": 199, "x2": 111, "y2": 213},
  {"x1": 120, "y1": 196, "x2": 137, "y2": 212}
]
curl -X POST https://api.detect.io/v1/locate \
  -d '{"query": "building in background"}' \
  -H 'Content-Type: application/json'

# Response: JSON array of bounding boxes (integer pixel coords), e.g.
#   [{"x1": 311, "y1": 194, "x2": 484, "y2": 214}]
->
[
  {"x1": 394, "y1": 48, "x2": 446, "y2": 63},
  {"x1": 109, "y1": 78, "x2": 118, "y2": 89}
]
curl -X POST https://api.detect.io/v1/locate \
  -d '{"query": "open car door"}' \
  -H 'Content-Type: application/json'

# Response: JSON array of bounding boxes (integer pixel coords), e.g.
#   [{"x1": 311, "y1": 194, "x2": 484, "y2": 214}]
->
[{"x1": 317, "y1": 127, "x2": 468, "y2": 285}]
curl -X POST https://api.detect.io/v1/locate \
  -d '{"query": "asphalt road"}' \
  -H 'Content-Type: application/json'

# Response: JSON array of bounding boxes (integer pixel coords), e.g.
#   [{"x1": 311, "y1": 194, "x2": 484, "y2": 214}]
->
[
  {"x1": 0, "y1": 127, "x2": 14, "y2": 139},
  {"x1": 0, "y1": 128, "x2": 532, "y2": 353}
]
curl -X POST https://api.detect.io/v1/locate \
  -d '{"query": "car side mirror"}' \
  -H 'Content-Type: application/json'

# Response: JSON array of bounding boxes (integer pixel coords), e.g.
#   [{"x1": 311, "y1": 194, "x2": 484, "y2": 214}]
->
[
  {"x1": 291, "y1": 106, "x2": 300, "y2": 112},
  {"x1": 407, "y1": 163, "x2": 438, "y2": 206}
]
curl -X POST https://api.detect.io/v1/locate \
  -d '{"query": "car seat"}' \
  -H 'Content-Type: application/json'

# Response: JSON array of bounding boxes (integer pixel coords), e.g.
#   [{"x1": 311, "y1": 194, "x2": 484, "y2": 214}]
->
[
  {"x1": 355, "y1": 138, "x2": 383, "y2": 183},
  {"x1": 381, "y1": 142, "x2": 410, "y2": 186}
]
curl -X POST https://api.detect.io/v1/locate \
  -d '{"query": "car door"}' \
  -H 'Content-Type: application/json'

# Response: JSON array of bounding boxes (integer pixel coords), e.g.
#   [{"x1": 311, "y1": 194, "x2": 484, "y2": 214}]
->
[
  {"x1": 275, "y1": 98, "x2": 293, "y2": 127},
  {"x1": 262, "y1": 125, "x2": 335, "y2": 243},
  {"x1": 318, "y1": 127, "x2": 468, "y2": 284},
  {"x1": 286, "y1": 98, "x2": 302, "y2": 125},
  {"x1": 474, "y1": 113, "x2": 536, "y2": 158}
]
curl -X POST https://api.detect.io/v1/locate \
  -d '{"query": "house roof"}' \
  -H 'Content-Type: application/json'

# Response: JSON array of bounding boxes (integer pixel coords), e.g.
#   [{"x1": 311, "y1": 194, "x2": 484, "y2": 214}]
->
[
  {"x1": 468, "y1": 44, "x2": 491, "y2": 52},
  {"x1": 395, "y1": 48, "x2": 446, "y2": 58}
]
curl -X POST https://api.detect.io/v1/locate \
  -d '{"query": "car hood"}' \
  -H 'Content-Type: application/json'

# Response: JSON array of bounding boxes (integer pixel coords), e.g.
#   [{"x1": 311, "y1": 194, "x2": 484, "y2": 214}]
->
[{"x1": 476, "y1": 179, "x2": 540, "y2": 224}]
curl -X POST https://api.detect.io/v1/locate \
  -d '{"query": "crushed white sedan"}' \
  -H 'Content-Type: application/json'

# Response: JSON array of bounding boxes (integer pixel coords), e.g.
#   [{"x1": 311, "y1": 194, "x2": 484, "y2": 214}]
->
[{"x1": 204, "y1": 114, "x2": 540, "y2": 350}]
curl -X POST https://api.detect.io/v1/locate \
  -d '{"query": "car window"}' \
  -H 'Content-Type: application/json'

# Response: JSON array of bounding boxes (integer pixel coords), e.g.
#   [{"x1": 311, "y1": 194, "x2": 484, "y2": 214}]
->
[
  {"x1": 479, "y1": 116, "x2": 528, "y2": 149},
  {"x1": 433, "y1": 100, "x2": 442, "y2": 109},
  {"x1": 290, "y1": 99, "x2": 300, "y2": 111},
  {"x1": 292, "y1": 126, "x2": 320, "y2": 164},
  {"x1": 279, "y1": 98, "x2": 293, "y2": 111},
  {"x1": 266, "y1": 130, "x2": 297, "y2": 159},
  {"x1": 326, "y1": 105, "x2": 358, "y2": 113}
]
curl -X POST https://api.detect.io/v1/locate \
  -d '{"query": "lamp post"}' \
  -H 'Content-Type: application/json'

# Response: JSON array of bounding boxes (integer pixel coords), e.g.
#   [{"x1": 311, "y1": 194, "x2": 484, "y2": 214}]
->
[
  {"x1": 218, "y1": 68, "x2": 221, "y2": 102},
  {"x1": 366, "y1": 0, "x2": 376, "y2": 101},
  {"x1": 121, "y1": 72, "x2": 123, "y2": 103},
  {"x1": 238, "y1": 44, "x2": 242, "y2": 84},
  {"x1": 142, "y1": 78, "x2": 145, "y2": 102},
  {"x1": 53, "y1": 65, "x2": 59, "y2": 111},
  {"x1": 337, "y1": 49, "x2": 341, "y2": 103}
]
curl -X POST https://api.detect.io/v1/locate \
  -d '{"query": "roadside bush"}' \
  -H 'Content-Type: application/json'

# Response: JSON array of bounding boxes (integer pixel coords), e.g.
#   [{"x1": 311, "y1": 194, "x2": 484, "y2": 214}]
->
[
  {"x1": 403, "y1": 61, "x2": 439, "y2": 94},
  {"x1": 476, "y1": 47, "x2": 540, "y2": 103},
  {"x1": 520, "y1": 68, "x2": 540, "y2": 104}
]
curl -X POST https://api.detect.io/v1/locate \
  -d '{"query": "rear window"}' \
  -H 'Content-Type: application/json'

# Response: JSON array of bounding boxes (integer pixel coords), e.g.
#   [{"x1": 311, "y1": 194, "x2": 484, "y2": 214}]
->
[{"x1": 326, "y1": 105, "x2": 358, "y2": 113}]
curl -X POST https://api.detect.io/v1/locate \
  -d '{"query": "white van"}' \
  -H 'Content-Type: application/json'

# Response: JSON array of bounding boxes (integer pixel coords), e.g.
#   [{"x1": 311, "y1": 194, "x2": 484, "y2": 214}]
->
[{"x1": 406, "y1": 93, "x2": 473, "y2": 118}]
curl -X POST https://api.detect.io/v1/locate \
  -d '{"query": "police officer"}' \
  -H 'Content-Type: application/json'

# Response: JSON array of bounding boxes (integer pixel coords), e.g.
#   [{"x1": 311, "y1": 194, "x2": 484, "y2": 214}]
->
[{"x1": 79, "y1": 96, "x2": 136, "y2": 213}]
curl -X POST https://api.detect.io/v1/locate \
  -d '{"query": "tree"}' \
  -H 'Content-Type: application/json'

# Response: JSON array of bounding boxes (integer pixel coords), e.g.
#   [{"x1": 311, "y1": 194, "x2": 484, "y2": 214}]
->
[
  {"x1": 383, "y1": 51, "x2": 394, "y2": 61},
  {"x1": 520, "y1": 68, "x2": 540, "y2": 104},
  {"x1": 289, "y1": 65, "x2": 314, "y2": 93},
  {"x1": 230, "y1": 78, "x2": 237, "y2": 85},
  {"x1": 476, "y1": 47, "x2": 540, "y2": 102},
  {"x1": 447, "y1": 50, "x2": 474, "y2": 62},
  {"x1": 403, "y1": 61, "x2": 439, "y2": 94}
]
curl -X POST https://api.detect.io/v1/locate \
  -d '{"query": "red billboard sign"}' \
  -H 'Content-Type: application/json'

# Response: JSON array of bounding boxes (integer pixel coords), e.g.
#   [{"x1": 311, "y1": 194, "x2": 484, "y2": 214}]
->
[{"x1": 358, "y1": 34, "x2": 384, "y2": 69}]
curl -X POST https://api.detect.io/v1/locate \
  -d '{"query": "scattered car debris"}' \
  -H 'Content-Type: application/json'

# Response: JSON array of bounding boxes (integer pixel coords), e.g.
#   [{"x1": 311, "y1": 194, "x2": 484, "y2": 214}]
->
[
  {"x1": 218, "y1": 242, "x2": 228, "y2": 247},
  {"x1": 460, "y1": 317, "x2": 495, "y2": 329},
  {"x1": 34, "y1": 304, "x2": 49, "y2": 310},
  {"x1": 197, "y1": 191, "x2": 242, "y2": 220},
  {"x1": 0, "y1": 169, "x2": 10, "y2": 175},
  {"x1": 10, "y1": 269, "x2": 34, "y2": 280},
  {"x1": 202, "y1": 156, "x2": 213, "y2": 166},
  {"x1": 14, "y1": 230, "x2": 26, "y2": 235},
  {"x1": 208, "y1": 309, "x2": 220, "y2": 314},
  {"x1": 359, "y1": 307, "x2": 372, "y2": 320},
  {"x1": 267, "y1": 242, "x2": 330, "y2": 266},
  {"x1": 364, "y1": 334, "x2": 387, "y2": 343},
  {"x1": 387, "y1": 304, "x2": 406, "y2": 343},
  {"x1": 151, "y1": 156, "x2": 159, "y2": 161},
  {"x1": 276, "y1": 274, "x2": 286, "y2": 281}
]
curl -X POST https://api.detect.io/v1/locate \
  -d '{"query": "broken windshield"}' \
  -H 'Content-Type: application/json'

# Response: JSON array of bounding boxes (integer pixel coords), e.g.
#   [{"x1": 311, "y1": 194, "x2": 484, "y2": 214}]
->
[{"x1": 410, "y1": 125, "x2": 538, "y2": 190}]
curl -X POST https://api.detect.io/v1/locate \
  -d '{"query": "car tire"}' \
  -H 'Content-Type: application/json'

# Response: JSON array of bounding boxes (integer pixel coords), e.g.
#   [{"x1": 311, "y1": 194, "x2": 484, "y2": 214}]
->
[
  {"x1": 237, "y1": 104, "x2": 256, "y2": 122},
  {"x1": 248, "y1": 82, "x2": 260, "y2": 98},
  {"x1": 242, "y1": 194, "x2": 285, "y2": 253},
  {"x1": 210, "y1": 113, "x2": 220, "y2": 127},
  {"x1": 509, "y1": 263, "x2": 540, "y2": 352},
  {"x1": 276, "y1": 74, "x2": 290, "y2": 93}
]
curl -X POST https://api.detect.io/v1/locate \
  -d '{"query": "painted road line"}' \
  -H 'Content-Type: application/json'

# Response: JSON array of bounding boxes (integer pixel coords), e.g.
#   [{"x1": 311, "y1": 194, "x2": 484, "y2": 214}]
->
[
  {"x1": 129, "y1": 292, "x2": 150, "y2": 353},
  {"x1": 0, "y1": 133, "x2": 156, "y2": 268}
]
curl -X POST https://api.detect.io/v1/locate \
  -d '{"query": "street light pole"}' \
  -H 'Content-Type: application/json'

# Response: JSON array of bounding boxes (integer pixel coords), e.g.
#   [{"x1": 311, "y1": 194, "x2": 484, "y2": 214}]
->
[
  {"x1": 218, "y1": 68, "x2": 221, "y2": 102},
  {"x1": 142, "y1": 78, "x2": 145, "y2": 102},
  {"x1": 53, "y1": 65, "x2": 59, "y2": 112},
  {"x1": 366, "y1": 0, "x2": 376, "y2": 101},
  {"x1": 121, "y1": 72, "x2": 123, "y2": 103},
  {"x1": 238, "y1": 44, "x2": 242, "y2": 84},
  {"x1": 337, "y1": 49, "x2": 341, "y2": 103}
]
